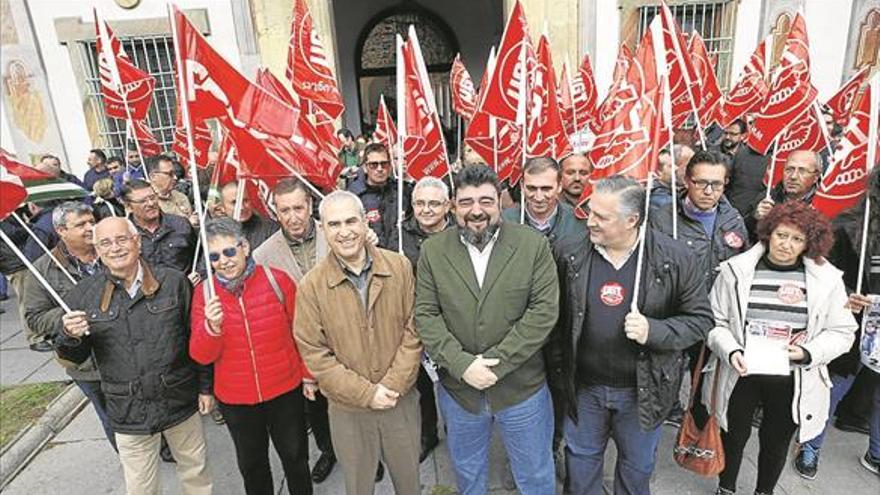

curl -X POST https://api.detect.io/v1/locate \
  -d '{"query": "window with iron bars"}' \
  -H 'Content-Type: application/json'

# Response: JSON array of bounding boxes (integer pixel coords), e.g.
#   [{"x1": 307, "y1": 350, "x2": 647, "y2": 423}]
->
[
  {"x1": 637, "y1": 1, "x2": 735, "y2": 90},
  {"x1": 76, "y1": 35, "x2": 178, "y2": 159}
]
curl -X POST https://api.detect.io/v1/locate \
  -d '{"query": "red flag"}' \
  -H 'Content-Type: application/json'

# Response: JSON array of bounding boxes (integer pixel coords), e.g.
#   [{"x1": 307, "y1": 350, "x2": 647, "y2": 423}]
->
[
  {"x1": 813, "y1": 84, "x2": 878, "y2": 218},
  {"x1": 718, "y1": 37, "x2": 769, "y2": 128},
  {"x1": 688, "y1": 31, "x2": 722, "y2": 126},
  {"x1": 172, "y1": 107, "x2": 212, "y2": 168},
  {"x1": 173, "y1": 6, "x2": 298, "y2": 139},
  {"x1": 580, "y1": 82, "x2": 666, "y2": 212},
  {"x1": 657, "y1": 3, "x2": 702, "y2": 128},
  {"x1": 825, "y1": 67, "x2": 870, "y2": 124},
  {"x1": 592, "y1": 45, "x2": 634, "y2": 133},
  {"x1": 558, "y1": 63, "x2": 575, "y2": 136},
  {"x1": 576, "y1": 54, "x2": 599, "y2": 131},
  {"x1": 475, "y1": 46, "x2": 496, "y2": 108},
  {"x1": 131, "y1": 119, "x2": 162, "y2": 157},
  {"x1": 480, "y1": 1, "x2": 531, "y2": 123},
  {"x1": 526, "y1": 35, "x2": 571, "y2": 159},
  {"x1": 764, "y1": 104, "x2": 829, "y2": 187},
  {"x1": 94, "y1": 10, "x2": 156, "y2": 121},
  {"x1": 374, "y1": 94, "x2": 398, "y2": 151},
  {"x1": 450, "y1": 54, "x2": 477, "y2": 121},
  {"x1": 748, "y1": 14, "x2": 818, "y2": 154},
  {"x1": 398, "y1": 29, "x2": 450, "y2": 181},
  {"x1": 0, "y1": 157, "x2": 28, "y2": 220},
  {"x1": 211, "y1": 134, "x2": 272, "y2": 218},
  {"x1": 286, "y1": 0, "x2": 344, "y2": 121}
]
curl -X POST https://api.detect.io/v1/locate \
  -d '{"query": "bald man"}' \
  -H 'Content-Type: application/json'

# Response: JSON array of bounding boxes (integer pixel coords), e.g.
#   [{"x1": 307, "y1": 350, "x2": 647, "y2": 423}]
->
[
  {"x1": 750, "y1": 150, "x2": 821, "y2": 234},
  {"x1": 55, "y1": 217, "x2": 213, "y2": 494}
]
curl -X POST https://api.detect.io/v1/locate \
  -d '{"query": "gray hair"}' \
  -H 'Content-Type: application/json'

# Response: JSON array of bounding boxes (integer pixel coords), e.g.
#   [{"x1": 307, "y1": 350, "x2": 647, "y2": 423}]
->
[
  {"x1": 52, "y1": 202, "x2": 93, "y2": 228},
  {"x1": 318, "y1": 190, "x2": 365, "y2": 220},
  {"x1": 204, "y1": 217, "x2": 245, "y2": 243},
  {"x1": 413, "y1": 176, "x2": 449, "y2": 200},
  {"x1": 593, "y1": 175, "x2": 646, "y2": 227}
]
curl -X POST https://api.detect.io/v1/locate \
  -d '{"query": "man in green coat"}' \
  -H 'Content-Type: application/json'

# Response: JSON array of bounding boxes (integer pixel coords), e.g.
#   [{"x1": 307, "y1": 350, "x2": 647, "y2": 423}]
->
[{"x1": 415, "y1": 165, "x2": 559, "y2": 494}]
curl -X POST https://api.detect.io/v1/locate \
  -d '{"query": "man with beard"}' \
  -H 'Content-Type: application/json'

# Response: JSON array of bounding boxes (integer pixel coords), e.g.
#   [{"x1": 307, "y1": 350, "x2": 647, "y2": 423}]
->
[
  {"x1": 503, "y1": 157, "x2": 585, "y2": 248},
  {"x1": 123, "y1": 179, "x2": 195, "y2": 274},
  {"x1": 22, "y1": 202, "x2": 116, "y2": 450},
  {"x1": 748, "y1": 150, "x2": 821, "y2": 239},
  {"x1": 416, "y1": 165, "x2": 559, "y2": 494},
  {"x1": 254, "y1": 178, "x2": 385, "y2": 484},
  {"x1": 716, "y1": 118, "x2": 771, "y2": 218},
  {"x1": 347, "y1": 142, "x2": 412, "y2": 247},
  {"x1": 220, "y1": 180, "x2": 279, "y2": 250},
  {"x1": 559, "y1": 153, "x2": 591, "y2": 208}
]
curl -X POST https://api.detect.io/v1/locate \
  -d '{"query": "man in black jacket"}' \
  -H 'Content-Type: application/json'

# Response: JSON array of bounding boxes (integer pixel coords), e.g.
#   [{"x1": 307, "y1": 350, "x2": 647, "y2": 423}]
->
[
  {"x1": 56, "y1": 217, "x2": 213, "y2": 494},
  {"x1": 718, "y1": 119, "x2": 771, "y2": 219},
  {"x1": 548, "y1": 175, "x2": 713, "y2": 494},
  {"x1": 122, "y1": 179, "x2": 195, "y2": 273},
  {"x1": 347, "y1": 142, "x2": 412, "y2": 247}
]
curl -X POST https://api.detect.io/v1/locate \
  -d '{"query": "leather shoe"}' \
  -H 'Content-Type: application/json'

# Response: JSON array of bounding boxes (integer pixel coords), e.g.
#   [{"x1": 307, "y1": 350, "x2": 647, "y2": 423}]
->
[
  {"x1": 310, "y1": 451, "x2": 336, "y2": 483},
  {"x1": 419, "y1": 436, "x2": 439, "y2": 463},
  {"x1": 375, "y1": 462, "x2": 384, "y2": 483},
  {"x1": 29, "y1": 340, "x2": 53, "y2": 352}
]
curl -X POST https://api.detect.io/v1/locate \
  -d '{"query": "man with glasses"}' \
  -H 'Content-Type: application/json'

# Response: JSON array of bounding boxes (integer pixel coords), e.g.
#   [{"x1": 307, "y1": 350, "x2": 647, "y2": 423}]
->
[
  {"x1": 122, "y1": 179, "x2": 195, "y2": 274},
  {"x1": 749, "y1": 149, "x2": 821, "y2": 238},
  {"x1": 416, "y1": 165, "x2": 559, "y2": 494},
  {"x1": 716, "y1": 118, "x2": 772, "y2": 219},
  {"x1": 146, "y1": 155, "x2": 196, "y2": 225},
  {"x1": 347, "y1": 142, "x2": 412, "y2": 248},
  {"x1": 503, "y1": 157, "x2": 586, "y2": 248},
  {"x1": 55, "y1": 216, "x2": 213, "y2": 495}
]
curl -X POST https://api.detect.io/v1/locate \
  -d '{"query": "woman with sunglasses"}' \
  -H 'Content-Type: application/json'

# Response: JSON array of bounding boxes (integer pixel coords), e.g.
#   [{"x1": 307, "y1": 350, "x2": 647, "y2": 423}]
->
[
  {"x1": 190, "y1": 217, "x2": 315, "y2": 495},
  {"x1": 703, "y1": 201, "x2": 857, "y2": 495}
]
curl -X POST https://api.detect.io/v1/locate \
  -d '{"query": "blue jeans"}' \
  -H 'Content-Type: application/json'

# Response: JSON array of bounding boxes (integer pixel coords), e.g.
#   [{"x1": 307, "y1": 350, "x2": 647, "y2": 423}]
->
[
  {"x1": 438, "y1": 383, "x2": 555, "y2": 495},
  {"x1": 75, "y1": 380, "x2": 117, "y2": 451},
  {"x1": 806, "y1": 372, "x2": 856, "y2": 450},
  {"x1": 564, "y1": 385, "x2": 663, "y2": 495}
]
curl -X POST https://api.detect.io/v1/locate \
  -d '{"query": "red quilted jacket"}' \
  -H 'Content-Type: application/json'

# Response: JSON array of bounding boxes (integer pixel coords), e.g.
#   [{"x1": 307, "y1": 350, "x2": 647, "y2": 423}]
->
[{"x1": 190, "y1": 266, "x2": 310, "y2": 405}]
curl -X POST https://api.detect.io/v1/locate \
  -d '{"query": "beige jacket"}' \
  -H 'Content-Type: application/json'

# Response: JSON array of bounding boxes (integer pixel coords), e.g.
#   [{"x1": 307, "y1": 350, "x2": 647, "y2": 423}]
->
[
  {"x1": 294, "y1": 244, "x2": 422, "y2": 411},
  {"x1": 253, "y1": 225, "x2": 329, "y2": 283}
]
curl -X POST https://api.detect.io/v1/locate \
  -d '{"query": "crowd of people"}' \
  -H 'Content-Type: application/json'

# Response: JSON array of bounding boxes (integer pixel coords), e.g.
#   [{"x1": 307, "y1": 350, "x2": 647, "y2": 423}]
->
[{"x1": 0, "y1": 115, "x2": 878, "y2": 495}]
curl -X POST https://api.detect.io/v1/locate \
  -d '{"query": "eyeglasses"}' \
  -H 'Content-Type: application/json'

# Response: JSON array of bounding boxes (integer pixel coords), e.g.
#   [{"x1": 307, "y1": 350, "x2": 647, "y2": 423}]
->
[
  {"x1": 365, "y1": 160, "x2": 391, "y2": 170},
  {"x1": 413, "y1": 200, "x2": 446, "y2": 210},
  {"x1": 783, "y1": 167, "x2": 817, "y2": 177},
  {"x1": 127, "y1": 194, "x2": 158, "y2": 205},
  {"x1": 150, "y1": 170, "x2": 175, "y2": 178},
  {"x1": 208, "y1": 243, "x2": 242, "y2": 263},
  {"x1": 96, "y1": 235, "x2": 136, "y2": 250},
  {"x1": 689, "y1": 179, "x2": 725, "y2": 192}
]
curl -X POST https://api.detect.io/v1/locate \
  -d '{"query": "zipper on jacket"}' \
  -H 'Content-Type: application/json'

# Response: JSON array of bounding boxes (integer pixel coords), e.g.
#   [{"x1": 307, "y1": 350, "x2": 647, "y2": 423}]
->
[{"x1": 238, "y1": 297, "x2": 264, "y2": 403}]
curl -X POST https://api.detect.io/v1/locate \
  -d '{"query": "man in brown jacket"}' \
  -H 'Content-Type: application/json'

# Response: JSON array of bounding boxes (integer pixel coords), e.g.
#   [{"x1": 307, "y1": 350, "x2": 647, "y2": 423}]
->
[{"x1": 294, "y1": 190, "x2": 423, "y2": 495}]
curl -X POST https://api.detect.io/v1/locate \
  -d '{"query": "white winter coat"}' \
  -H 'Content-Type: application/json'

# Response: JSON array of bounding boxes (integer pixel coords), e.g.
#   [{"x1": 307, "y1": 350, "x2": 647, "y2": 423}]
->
[{"x1": 701, "y1": 243, "x2": 857, "y2": 442}]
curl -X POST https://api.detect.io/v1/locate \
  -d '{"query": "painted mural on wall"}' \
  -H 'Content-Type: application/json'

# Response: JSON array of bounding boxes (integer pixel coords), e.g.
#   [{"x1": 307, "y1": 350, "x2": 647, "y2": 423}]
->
[{"x1": 4, "y1": 59, "x2": 48, "y2": 143}]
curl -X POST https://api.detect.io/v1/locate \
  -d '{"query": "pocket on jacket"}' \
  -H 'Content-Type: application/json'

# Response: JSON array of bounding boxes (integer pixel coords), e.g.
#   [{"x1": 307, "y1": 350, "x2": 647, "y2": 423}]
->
[
  {"x1": 161, "y1": 368, "x2": 198, "y2": 404},
  {"x1": 504, "y1": 287, "x2": 530, "y2": 321},
  {"x1": 146, "y1": 297, "x2": 177, "y2": 314},
  {"x1": 104, "y1": 390, "x2": 146, "y2": 425}
]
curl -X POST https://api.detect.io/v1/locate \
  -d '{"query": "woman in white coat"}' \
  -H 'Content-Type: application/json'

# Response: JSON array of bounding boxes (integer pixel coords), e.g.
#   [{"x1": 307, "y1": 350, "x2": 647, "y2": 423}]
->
[{"x1": 703, "y1": 201, "x2": 857, "y2": 495}]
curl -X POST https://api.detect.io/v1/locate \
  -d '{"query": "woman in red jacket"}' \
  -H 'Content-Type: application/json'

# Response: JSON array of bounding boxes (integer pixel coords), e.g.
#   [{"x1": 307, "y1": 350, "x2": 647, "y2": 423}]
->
[{"x1": 191, "y1": 217, "x2": 315, "y2": 495}]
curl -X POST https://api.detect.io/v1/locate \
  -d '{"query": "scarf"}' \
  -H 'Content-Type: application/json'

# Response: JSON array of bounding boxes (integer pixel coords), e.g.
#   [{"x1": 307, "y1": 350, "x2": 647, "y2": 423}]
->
[{"x1": 216, "y1": 257, "x2": 256, "y2": 297}]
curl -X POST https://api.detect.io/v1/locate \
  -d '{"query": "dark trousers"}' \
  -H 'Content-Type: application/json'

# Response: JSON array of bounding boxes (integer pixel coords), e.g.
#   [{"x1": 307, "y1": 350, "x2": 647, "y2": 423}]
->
[
  {"x1": 75, "y1": 379, "x2": 117, "y2": 451},
  {"x1": 220, "y1": 387, "x2": 313, "y2": 495},
  {"x1": 719, "y1": 375, "x2": 797, "y2": 494},
  {"x1": 416, "y1": 366, "x2": 439, "y2": 441},
  {"x1": 306, "y1": 390, "x2": 333, "y2": 453},
  {"x1": 837, "y1": 366, "x2": 876, "y2": 427}
]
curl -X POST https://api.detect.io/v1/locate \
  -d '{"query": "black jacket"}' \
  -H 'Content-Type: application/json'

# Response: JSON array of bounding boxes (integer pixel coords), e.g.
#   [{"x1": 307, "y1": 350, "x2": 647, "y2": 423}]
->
[
  {"x1": 547, "y1": 228, "x2": 713, "y2": 430},
  {"x1": 390, "y1": 214, "x2": 453, "y2": 273},
  {"x1": 649, "y1": 195, "x2": 749, "y2": 289},
  {"x1": 501, "y1": 201, "x2": 587, "y2": 249},
  {"x1": 0, "y1": 217, "x2": 27, "y2": 274},
  {"x1": 347, "y1": 170, "x2": 413, "y2": 248},
  {"x1": 135, "y1": 213, "x2": 195, "y2": 274},
  {"x1": 726, "y1": 145, "x2": 770, "y2": 218},
  {"x1": 55, "y1": 262, "x2": 210, "y2": 435}
]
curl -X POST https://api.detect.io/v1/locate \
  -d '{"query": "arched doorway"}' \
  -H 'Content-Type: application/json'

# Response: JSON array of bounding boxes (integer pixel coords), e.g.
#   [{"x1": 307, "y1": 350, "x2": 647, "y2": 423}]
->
[{"x1": 355, "y1": 6, "x2": 459, "y2": 146}]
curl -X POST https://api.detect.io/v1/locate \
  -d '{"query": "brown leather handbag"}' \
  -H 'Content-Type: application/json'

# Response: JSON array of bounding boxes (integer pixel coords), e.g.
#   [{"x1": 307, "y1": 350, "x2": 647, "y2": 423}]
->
[{"x1": 673, "y1": 345, "x2": 726, "y2": 476}]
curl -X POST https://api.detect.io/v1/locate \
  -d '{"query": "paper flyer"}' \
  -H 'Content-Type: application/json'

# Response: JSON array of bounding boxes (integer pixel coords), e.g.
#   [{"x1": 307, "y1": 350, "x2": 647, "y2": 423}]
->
[{"x1": 744, "y1": 320, "x2": 792, "y2": 376}]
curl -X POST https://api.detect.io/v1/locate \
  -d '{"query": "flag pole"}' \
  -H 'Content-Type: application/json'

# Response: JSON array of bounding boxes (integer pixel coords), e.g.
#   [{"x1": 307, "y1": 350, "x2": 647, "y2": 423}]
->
[
  {"x1": 232, "y1": 175, "x2": 245, "y2": 221},
  {"x1": 660, "y1": 6, "x2": 706, "y2": 149},
  {"x1": 168, "y1": 3, "x2": 214, "y2": 298},
  {"x1": 518, "y1": 41, "x2": 527, "y2": 225},
  {"x1": 663, "y1": 76, "x2": 679, "y2": 240},
  {"x1": 856, "y1": 73, "x2": 878, "y2": 295},
  {"x1": 0, "y1": 229, "x2": 73, "y2": 314},
  {"x1": 12, "y1": 212, "x2": 77, "y2": 285},
  {"x1": 490, "y1": 117, "x2": 498, "y2": 173},
  {"x1": 395, "y1": 34, "x2": 405, "y2": 254},
  {"x1": 812, "y1": 100, "x2": 836, "y2": 160},
  {"x1": 765, "y1": 134, "x2": 781, "y2": 200}
]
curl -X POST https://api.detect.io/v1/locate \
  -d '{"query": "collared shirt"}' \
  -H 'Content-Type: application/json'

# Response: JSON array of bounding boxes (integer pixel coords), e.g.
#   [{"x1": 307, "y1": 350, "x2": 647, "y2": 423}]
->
[
  {"x1": 285, "y1": 219, "x2": 318, "y2": 274},
  {"x1": 460, "y1": 228, "x2": 500, "y2": 288},
  {"x1": 61, "y1": 245, "x2": 101, "y2": 279},
  {"x1": 525, "y1": 205, "x2": 559, "y2": 236},
  {"x1": 338, "y1": 249, "x2": 373, "y2": 308},
  {"x1": 593, "y1": 239, "x2": 639, "y2": 270},
  {"x1": 126, "y1": 262, "x2": 145, "y2": 299}
]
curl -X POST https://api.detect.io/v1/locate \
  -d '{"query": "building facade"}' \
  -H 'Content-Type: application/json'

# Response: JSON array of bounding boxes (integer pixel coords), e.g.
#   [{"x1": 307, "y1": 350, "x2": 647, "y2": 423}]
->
[{"x1": 1, "y1": 0, "x2": 877, "y2": 179}]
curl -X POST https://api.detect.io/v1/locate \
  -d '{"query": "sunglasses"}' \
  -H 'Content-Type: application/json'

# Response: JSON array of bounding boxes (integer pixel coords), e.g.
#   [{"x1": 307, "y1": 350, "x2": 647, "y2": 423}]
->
[
  {"x1": 365, "y1": 160, "x2": 391, "y2": 170},
  {"x1": 208, "y1": 243, "x2": 242, "y2": 263}
]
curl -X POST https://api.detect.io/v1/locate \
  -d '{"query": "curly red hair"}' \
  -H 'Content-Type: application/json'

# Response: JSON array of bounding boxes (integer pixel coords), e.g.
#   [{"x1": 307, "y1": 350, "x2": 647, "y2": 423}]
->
[{"x1": 756, "y1": 200, "x2": 833, "y2": 262}]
